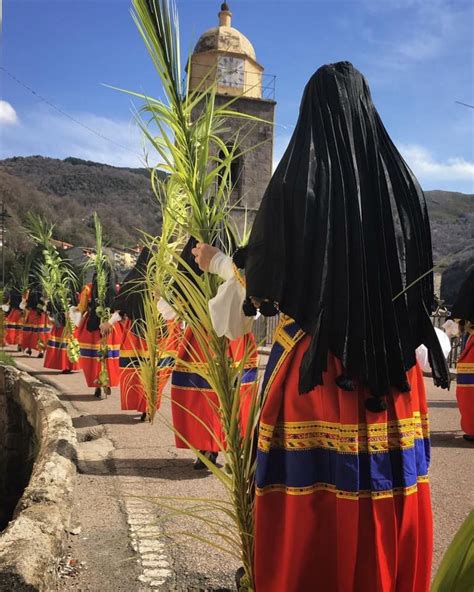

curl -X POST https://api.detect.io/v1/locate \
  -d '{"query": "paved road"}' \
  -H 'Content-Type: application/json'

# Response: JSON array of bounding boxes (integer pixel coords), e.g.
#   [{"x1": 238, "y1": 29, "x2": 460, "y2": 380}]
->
[{"x1": 9, "y1": 347, "x2": 473, "y2": 591}]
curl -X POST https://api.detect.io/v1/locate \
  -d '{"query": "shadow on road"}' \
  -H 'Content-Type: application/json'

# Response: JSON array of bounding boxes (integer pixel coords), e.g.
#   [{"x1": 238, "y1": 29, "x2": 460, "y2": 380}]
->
[
  {"x1": 73, "y1": 414, "x2": 143, "y2": 428},
  {"x1": 430, "y1": 430, "x2": 470, "y2": 448},
  {"x1": 79, "y1": 457, "x2": 219, "y2": 480},
  {"x1": 28, "y1": 370, "x2": 71, "y2": 376},
  {"x1": 428, "y1": 400, "x2": 459, "y2": 409},
  {"x1": 60, "y1": 393, "x2": 104, "y2": 402}
]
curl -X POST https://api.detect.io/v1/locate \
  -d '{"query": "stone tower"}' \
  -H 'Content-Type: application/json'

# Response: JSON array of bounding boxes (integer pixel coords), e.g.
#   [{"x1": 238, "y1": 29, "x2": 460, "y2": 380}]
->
[{"x1": 188, "y1": 2, "x2": 276, "y2": 227}]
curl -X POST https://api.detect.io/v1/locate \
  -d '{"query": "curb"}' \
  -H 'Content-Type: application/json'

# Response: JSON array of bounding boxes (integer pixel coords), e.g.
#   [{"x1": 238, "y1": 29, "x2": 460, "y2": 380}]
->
[{"x1": 0, "y1": 365, "x2": 77, "y2": 591}]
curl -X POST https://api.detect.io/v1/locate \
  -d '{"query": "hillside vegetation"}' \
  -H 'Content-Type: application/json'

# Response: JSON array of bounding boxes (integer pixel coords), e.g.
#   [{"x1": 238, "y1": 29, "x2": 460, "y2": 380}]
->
[{"x1": 0, "y1": 156, "x2": 472, "y2": 304}]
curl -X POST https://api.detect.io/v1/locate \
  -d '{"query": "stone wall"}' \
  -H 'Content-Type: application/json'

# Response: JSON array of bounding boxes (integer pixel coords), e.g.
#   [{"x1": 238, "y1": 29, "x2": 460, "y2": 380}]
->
[
  {"x1": 0, "y1": 365, "x2": 77, "y2": 591},
  {"x1": 0, "y1": 373, "x2": 37, "y2": 531}
]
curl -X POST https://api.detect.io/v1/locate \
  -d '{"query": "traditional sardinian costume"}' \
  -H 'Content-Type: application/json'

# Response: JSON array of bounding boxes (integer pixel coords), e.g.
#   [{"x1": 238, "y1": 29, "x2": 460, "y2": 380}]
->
[
  {"x1": 44, "y1": 304, "x2": 79, "y2": 372},
  {"x1": 76, "y1": 273, "x2": 122, "y2": 390},
  {"x1": 112, "y1": 248, "x2": 181, "y2": 414},
  {"x1": 4, "y1": 288, "x2": 23, "y2": 346},
  {"x1": 243, "y1": 62, "x2": 450, "y2": 592},
  {"x1": 170, "y1": 239, "x2": 259, "y2": 455},
  {"x1": 21, "y1": 288, "x2": 51, "y2": 354},
  {"x1": 451, "y1": 269, "x2": 474, "y2": 439}
]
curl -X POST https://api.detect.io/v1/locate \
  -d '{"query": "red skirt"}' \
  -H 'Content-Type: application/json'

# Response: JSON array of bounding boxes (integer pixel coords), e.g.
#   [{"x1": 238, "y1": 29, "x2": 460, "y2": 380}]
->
[
  {"x1": 456, "y1": 334, "x2": 474, "y2": 436},
  {"x1": 44, "y1": 324, "x2": 79, "y2": 371},
  {"x1": 119, "y1": 319, "x2": 182, "y2": 413},
  {"x1": 77, "y1": 315, "x2": 122, "y2": 388},
  {"x1": 21, "y1": 310, "x2": 51, "y2": 352},
  {"x1": 255, "y1": 317, "x2": 432, "y2": 592},
  {"x1": 4, "y1": 309, "x2": 23, "y2": 345},
  {"x1": 171, "y1": 326, "x2": 258, "y2": 452}
]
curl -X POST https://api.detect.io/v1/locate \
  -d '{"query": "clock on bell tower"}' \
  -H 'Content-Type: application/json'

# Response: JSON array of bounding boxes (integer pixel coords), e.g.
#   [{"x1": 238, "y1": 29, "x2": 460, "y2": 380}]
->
[{"x1": 188, "y1": 2, "x2": 276, "y2": 227}]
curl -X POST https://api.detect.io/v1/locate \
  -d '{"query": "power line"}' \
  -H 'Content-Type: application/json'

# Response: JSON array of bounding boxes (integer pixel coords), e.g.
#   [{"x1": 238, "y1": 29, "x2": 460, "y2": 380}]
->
[
  {"x1": 455, "y1": 100, "x2": 474, "y2": 109},
  {"x1": 1, "y1": 66, "x2": 141, "y2": 157},
  {"x1": 1, "y1": 65, "x2": 295, "y2": 149}
]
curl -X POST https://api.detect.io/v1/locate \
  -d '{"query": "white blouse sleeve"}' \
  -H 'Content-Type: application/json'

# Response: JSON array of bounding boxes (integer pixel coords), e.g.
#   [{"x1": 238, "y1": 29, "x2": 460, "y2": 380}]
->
[
  {"x1": 208, "y1": 252, "x2": 254, "y2": 340},
  {"x1": 416, "y1": 327, "x2": 452, "y2": 372},
  {"x1": 157, "y1": 297, "x2": 178, "y2": 321}
]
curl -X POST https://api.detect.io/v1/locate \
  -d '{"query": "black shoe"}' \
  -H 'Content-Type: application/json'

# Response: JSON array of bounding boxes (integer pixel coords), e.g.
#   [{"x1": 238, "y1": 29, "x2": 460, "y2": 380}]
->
[
  {"x1": 193, "y1": 451, "x2": 218, "y2": 470},
  {"x1": 17, "y1": 345, "x2": 22, "y2": 352},
  {"x1": 94, "y1": 387, "x2": 104, "y2": 399},
  {"x1": 194, "y1": 451, "x2": 207, "y2": 470},
  {"x1": 61, "y1": 369, "x2": 73, "y2": 374},
  {"x1": 140, "y1": 412, "x2": 147, "y2": 422},
  {"x1": 26, "y1": 348, "x2": 32, "y2": 356},
  {"x1": 37, "y1": 352, "x2": 44, "y2": 359},
  {"x1": 235, "y1": 567, "x2": 246, "y2": 590},
  {"x1": 463, "y1": 434, "x2": 474, "y2": 442},
  {"x1": 103, "y1": 386, "x2": 111, "y2": 397},
  {"x1": 207, "y1": 451, "x2": 218, "y2": 465}
]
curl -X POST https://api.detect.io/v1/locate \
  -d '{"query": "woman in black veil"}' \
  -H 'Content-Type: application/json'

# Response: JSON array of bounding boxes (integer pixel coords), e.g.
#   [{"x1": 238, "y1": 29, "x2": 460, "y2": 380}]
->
[{"x1": 226, "y1": 62, "x2": 448, "y2": 591}]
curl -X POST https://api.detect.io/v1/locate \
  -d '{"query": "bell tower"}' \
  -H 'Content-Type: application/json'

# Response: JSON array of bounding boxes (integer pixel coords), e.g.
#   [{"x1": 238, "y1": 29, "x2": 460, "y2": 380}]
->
[{"x1": 189, "y1": 3, "x2": 276, "y2": 226}]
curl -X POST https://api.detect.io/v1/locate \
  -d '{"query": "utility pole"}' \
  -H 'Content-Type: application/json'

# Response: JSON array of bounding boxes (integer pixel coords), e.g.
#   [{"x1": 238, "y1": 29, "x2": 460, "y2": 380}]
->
[{"x1": 0, "y1": 200, "x2": 12, "y2": 290}]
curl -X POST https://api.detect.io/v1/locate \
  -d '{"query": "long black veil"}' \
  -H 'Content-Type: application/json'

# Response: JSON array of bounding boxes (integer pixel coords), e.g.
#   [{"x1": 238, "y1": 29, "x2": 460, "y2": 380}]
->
[
  {"x1": 113, "y1": 247, "x2": 151, "y2": 323},
  {"x1": 245, "y1": 61, "x2": 449, "y2": 407}
]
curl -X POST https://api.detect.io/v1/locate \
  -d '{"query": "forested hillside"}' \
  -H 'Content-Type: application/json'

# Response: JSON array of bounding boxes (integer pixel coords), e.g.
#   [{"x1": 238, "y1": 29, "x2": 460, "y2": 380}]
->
[{"x1": 1, "y1": 156, "x2": 472, "y2": 304}]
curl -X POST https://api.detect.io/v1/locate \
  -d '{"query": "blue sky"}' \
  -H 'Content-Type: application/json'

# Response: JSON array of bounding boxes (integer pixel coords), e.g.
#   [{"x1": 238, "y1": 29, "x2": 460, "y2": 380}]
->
[{"x1": 1, "y1": 0, "x2": 473, "y2": 193}]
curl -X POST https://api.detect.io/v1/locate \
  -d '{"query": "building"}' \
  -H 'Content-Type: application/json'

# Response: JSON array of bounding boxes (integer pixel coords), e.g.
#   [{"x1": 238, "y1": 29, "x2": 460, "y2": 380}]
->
[{"x1": 188, "y1": 2, "x2": 276, "y2": 228}]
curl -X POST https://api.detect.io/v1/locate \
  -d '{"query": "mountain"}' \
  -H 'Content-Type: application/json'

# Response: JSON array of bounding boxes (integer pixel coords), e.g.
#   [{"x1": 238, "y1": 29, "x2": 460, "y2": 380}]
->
[
  {"x1": 424, "y1": 190, "x2": 474, "y2": 305},
  {"x1": 0, "y1": 156, "x2": 164, "y2": 282},
  {"x1": 0, "y1": 156, "x2": 472, "y2": 305}
]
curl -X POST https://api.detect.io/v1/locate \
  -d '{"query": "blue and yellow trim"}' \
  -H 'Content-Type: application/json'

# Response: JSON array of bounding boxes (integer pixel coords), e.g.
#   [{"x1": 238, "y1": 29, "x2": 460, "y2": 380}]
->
[
  {"x1": 260, "y1": 316, "x2": 305, "y2": 400},
  {"x1": 256, "y1": 315, "x2": 430, "y2": 500},
  {"x1": 80, "y1": 343, "x2": 120, "y2": 359},
  {"x1": 258, "y1": 413, "x2": 429, "y2": 454},
  {"x1": 457, "y1": 362, "x2": 474, "y2": 387},
  {"x1": 47, "y1": 336, "x2": 69, "y2": 350},
  {"x1": 172, "y1": 366, "x2": 258, "y2": 392}
]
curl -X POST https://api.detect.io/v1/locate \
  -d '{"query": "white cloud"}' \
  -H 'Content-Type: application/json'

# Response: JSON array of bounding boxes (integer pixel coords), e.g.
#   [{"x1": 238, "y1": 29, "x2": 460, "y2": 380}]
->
[
  {"x1": 400, "y1": 143, "x2": 474, "y2": 191},
  {"x1": 0, "y1": 100, "x2": 19, "y2": 125},
  {"x1": 0, "y1": 105, "x2": 158, "y2": 168}
]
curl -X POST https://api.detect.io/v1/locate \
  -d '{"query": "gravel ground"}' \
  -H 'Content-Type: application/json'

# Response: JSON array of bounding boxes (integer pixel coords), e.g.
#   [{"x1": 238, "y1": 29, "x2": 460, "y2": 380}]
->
[{"x1": 10, "y1": 347, "x2": 473, "y2": 590}]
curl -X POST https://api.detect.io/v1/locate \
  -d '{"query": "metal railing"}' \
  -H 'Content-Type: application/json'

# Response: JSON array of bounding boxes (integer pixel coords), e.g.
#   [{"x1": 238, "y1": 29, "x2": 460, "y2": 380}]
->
[{"x1": 254, "y1": 312, "x2": 463, "y2": 368}]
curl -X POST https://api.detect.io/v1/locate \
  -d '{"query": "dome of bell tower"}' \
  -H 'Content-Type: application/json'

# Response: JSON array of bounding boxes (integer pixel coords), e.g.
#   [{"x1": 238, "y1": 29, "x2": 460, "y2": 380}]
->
[{"x1": 193, "y1": 3, "x2": 257, "y2": 62}]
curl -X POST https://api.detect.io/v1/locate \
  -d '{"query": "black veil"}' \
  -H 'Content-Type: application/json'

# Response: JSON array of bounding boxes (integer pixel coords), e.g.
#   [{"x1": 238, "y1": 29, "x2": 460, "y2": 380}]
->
[
  {"x1": 113, "y1": 247, "x2": 151, "y2": 323},
  {"x1": 87, "y1": 262, "x2": 117, "y2": 332},
  {"x1": 245, "y1": 61, "x2": 449, "y2": 406},
  {"x1": 450, "y1": 269, "x2": 474, "y2": 323}
]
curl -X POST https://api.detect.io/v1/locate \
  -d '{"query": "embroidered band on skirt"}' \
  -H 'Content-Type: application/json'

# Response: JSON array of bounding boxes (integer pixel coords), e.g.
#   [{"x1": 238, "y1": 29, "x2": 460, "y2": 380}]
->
[
  {"x1": 119, "y1": 319, "x2": 182, "y2": 413},
  {"x1": 456, "y1": 334, "x2": 474, "y2": 437},
  {"x1": 171, "y1": 326, "x2": 259, "y2": 452},
  {"x1": 255, "y1": 316, "x2": 433, "y2": 592}
]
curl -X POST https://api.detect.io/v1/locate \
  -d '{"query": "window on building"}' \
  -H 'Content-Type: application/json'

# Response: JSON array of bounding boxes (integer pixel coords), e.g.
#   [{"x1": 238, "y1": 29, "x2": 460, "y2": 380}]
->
[{"x1": 218, "y1": 147, "x2": 243, "y2": 205}]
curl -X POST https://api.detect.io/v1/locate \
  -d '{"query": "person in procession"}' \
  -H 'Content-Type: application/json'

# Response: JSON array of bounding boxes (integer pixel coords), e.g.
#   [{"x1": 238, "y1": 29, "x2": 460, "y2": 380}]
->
[
  {"x1": 75, "y1": 264, "x2": 122, "y2": 399},
  {"x1": 43, "y1": 296, "x2": 80, "y2": 374},
  {"x1": 20, "y1": 285, "x2": 51, "y2": 358},
  {"x1": 3, "y1": 287, "x2": 24, "y2": 349},
  {"x1": 166, "y1": 237, "x2": 259, "y2": 470},
  {"x1": 197, "y1": 61, "x2": 450, "y2": 592},
  {"x1": 100, "y1": 247, "x2": 181, "y2": 421},
  {"x1": 450, "y1": 268, "x2": 474, "y2": 442}
]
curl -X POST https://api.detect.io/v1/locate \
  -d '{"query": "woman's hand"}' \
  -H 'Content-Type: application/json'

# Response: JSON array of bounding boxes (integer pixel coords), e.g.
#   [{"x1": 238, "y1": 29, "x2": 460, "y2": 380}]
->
[
  {"x1": 191, "y1": 242, "x2": 220, "y2": 272},
  {"x1": 100, "y1": 321, "x2": 113, "y2": 337}
]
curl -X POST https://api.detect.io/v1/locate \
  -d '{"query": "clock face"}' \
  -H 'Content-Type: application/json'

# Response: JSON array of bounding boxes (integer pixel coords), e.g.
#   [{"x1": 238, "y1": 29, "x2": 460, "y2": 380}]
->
[{"x1": 217, "y1": 56, "x2": 244, "y2": 89}]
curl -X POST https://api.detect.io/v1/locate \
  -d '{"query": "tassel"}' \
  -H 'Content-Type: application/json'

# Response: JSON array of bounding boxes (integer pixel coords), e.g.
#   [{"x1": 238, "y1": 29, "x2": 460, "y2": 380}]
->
[
  {"x1": 260, "y1": 301, "x2": 279, "y2": 317},
  {"x1": 243, "y1": 298, "x2": 257, "y2": 317},
  {"x1": 233, "y1": 246, "x2": 247, "y2": 270},
  {"x1": 396, "y1": 379, "x2": 411, "y2": 393},
  {"x1": 335, "y1": 374, "x2": 356, "y2": 391},
  {"x1": 365, "y1": 396, "x2": 387, "y2": 413}
]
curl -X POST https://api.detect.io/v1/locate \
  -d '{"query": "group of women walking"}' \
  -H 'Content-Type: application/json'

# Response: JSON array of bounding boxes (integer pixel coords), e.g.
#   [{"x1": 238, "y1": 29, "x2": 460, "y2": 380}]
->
[{"x1": 2, "y1": 61, "x2": 472, "y2": 591}]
